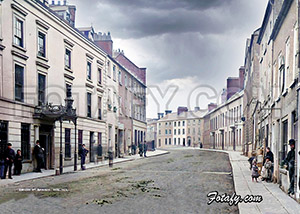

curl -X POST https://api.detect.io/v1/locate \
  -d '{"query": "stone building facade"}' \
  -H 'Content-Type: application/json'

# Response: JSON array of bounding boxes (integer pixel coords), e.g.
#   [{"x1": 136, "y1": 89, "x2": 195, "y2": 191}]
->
[
  {"x1": 156, "y1": 108, "x2": 204, "y2": 148},
  {"x1": 242, "y1": 0, "x2": 300, "y2": 201},
  {"x1": 0, "y1": 0, "x2": 146, "y2": 173},
  {"x1": 203, "y1": 91, "x2": 244, "y2": 151}
]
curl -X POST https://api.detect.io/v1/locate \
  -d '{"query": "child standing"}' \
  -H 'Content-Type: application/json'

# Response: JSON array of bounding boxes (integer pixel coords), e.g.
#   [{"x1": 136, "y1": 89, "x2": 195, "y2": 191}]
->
[
  {"x1": 252, "y1": 161, "x2": 260, "y2": 182},
  {"x1": 14, "y1": 149, "x2": 22, "y2": 175}
]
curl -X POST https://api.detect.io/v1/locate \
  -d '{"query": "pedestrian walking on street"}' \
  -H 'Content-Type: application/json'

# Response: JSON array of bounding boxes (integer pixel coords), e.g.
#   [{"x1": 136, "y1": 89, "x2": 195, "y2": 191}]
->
[
  {"x1": 251, "y1": 160, "x2": 259, "y2": 182},
  {"x1": 79, "y1": 144, "x2": 88, "y2": 170},
  {"x1": 13, "y1": 149, "x2": 22, "y2": 175},
  {"x1": 285, "y1": 139, "x2": 295, "y2": 195},
  {"x1": 138, "y1": 143, "x2": 143, "y2": 157},
  {"x1": 33, "y1": 140, "x2": 44, "y2": 173},
  {"x1": 2, "y1": 143, "x2": 15, "y2": 179},
  {"x1": 132, "y1": 144, "x2": 136, "y2": 155},
  {"x1": 143, "y1": 141, "x2": 148, "y2": 157}
]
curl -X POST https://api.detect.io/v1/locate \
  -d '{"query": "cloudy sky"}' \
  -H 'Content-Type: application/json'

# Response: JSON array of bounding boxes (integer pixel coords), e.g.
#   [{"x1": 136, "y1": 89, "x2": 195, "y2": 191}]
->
[{"x1": 68, "y1": 0, "x2": 268, "y2": 118}]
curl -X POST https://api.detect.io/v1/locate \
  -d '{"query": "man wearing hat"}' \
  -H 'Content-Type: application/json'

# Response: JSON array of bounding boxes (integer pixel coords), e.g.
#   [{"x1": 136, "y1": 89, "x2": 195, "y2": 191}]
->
[
  {"x1": 2, "y1": 143, "x2": 15, "y2": 179},
  {"x1": 285, "y1": 139, "x2": 295, "y2": 195}
]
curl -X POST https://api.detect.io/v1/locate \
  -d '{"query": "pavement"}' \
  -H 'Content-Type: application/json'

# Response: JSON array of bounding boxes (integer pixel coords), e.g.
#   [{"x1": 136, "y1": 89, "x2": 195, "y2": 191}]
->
[
  {"x1": 0, "y1": 149, "x2": 169, "y2": 187},
  {"x1": 198, "y1": 148, "x2": 300, "y2": 214}
]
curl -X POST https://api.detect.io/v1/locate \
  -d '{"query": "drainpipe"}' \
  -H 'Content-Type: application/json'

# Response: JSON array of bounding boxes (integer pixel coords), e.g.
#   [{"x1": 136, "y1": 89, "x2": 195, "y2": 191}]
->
[{"x1": 296, "y1": 0, "x2": 300, "y2": 200}]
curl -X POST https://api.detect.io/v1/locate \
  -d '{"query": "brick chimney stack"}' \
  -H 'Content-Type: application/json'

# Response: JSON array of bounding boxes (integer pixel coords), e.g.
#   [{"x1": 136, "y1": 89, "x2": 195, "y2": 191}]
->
[
  {"x1": 94, "y1": 32, "x2": 113, "y2": 56},
  {"x1": 177, "y1": 107, "x2": 188, "y2": 115},
  {"x1": 208, "y1": 103, "x2": 217, "y2": 112}
]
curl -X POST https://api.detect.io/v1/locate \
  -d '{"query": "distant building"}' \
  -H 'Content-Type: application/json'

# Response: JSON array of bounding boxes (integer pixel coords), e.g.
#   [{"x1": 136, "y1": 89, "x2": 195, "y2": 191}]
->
[
  {"x1": 202, "y1": 91, "x2": 244, "y2": 151},
  {"x1": 156, "y1": 107, "x2": 204, "y2": 148}
]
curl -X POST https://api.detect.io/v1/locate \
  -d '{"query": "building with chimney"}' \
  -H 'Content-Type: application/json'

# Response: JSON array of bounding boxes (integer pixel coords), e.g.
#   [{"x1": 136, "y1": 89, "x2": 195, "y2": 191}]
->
[
  {"x1": 0, "y1": 0, "x2": 147, "y2": 174},
  {"x1": 243, "y1": 29, "x2": 261, "y2": 156},
  {"x1": 0, "y1": 0, "x2": 109, "y2": 172},
  {"x1": 156, "y1": 107, "x2": 204, "y2": 148},
  {"x1": 202, "y1": 91, "x2": 244, "y2": 151},
  {"x1": 244, "y1": 0, "x2": 300, "y2": 199}
]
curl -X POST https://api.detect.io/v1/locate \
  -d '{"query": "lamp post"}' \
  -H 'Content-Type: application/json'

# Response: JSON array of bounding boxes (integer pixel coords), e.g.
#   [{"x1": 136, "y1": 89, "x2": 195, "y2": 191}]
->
[
  {"x1": 74, "y1": 121, "x2": 77, "y2": 171},
  {"x1": 59, "y1": 118, "x2": 63, "y2": 174}
]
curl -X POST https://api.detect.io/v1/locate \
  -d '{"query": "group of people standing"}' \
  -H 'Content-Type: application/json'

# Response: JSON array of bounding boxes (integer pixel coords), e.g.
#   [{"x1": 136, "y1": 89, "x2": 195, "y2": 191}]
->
[
  {"x1": 138, "y1": 142, "x2": 148, "y2": 157},
  {"x1": 0, "y1": 143, "x2": 22, "y2": 179},
  {"x1": 0, "y1": 140, "x2": 46, "y2": 179},
  {"x1": 250, "y1": 146, "x2": 274, "y2": 183},
  {"x1": 249, "y1": 139, "x2": 297, "y2": 196}
]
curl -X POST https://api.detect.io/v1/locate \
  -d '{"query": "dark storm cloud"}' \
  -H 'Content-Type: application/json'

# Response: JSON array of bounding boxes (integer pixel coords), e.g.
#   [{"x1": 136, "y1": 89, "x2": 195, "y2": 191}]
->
[
  {"x1": 95, "y1": 0, "x2": 233, "y2": 11},
  {"x1": 68, "y1": 0, "x2": 268, "y2": 116},
  {"x1": 70, "y1": 0, "x2": 238, "y2": 39}
]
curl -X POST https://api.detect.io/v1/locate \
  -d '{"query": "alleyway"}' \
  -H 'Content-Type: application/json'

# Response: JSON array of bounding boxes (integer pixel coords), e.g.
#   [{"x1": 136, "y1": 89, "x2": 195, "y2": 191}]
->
[{"x1": 0, "y1": 149, "x2": 237, "y2": 214}]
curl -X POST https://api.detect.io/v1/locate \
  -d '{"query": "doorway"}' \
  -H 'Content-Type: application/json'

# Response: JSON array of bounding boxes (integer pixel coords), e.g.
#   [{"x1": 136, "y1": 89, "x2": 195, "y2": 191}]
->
[
  {"x1": 90, "y1": 132, "x2": 95, "y2": 162},
  {"x1": 39, "y1": 125, "x2": 54, "y2": 170}
]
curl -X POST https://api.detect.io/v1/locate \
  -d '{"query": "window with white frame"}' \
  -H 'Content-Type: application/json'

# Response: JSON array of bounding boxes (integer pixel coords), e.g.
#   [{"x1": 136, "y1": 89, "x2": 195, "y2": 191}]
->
[
  {"x1": 285, "y1": 37, "x2": 290, "y2": 86},
  {"x1": 38, "y1": 73, "x2": 46, "y2": 105},
  {"x1": 125, "y1": 74, "x2": 127, "y2": 87},
  {"x1": 113, "y1": 65, "x2": 116, "y2": 81},
  {"x1": 87, "y1": 61, "x2": 92, "y2": 80},
  {"x1": 87, "y1": 92, "x2": 92, "y2": 117},
  {"x1": 15, "y1": 64, "x2": 24, "y2": 102},
  {"x1": 65, "y1": 49, "x2": 71, "y2": 69},
  {"x1": 14, "y1": 17, "x2": 24, "y2": 47},
  {"x1": 107, "y1": 61, "x2": 111, "y2": 77},
  {"x1": 118, "y1": 70, "x2": 122, "y2": 84},
  {"x1": 37, "y1": 32, "x2": 46, "y2": 57},
  {"x1": 278, "y1": 53, "x2": 285, "y2": 94},
  {"x1": 98, "y1": 68, "x2": 102, "y2": 85}
]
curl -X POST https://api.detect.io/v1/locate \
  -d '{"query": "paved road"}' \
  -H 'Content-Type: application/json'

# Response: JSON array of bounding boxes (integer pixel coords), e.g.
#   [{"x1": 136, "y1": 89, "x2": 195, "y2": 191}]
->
[{"x1": 0, "y1": 149, "x2": 238, "y2": 214}]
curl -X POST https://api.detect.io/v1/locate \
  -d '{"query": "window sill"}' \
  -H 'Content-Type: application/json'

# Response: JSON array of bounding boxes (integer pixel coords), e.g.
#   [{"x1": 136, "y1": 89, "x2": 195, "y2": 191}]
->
[
  {"x1": 12, "y1": 43, "x2": 27, "y2": 53},
  {"x1": 65, "y1": 67, "x2": 73, "y2": 73},
  {"x1": 64, "y1": 157, "x2": 72, "y2": 161},
  {"x1": 37, "y1": 55, "x2": 48, "y2": 62},
  {"x1": 289, "y1": 78, "x2": 297, "y2": 89},
  {"x1": 97, "y1": 83, "x2": 103, "y2": 87},
  {"x1": 282, "y1": 89, "x2": 288, "y2": 97},
  {"x1": 86, "y1": 78, "x2": 93, "y2": 83},
  {"x1": 15, "y1": 98, "x2": 24, "y2": 104}
]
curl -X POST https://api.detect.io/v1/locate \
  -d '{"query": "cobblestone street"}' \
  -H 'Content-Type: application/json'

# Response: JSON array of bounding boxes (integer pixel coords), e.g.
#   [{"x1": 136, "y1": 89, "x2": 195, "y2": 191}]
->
[{"x1": 0, "y1": 149, "x2": 237, "y2": 214}]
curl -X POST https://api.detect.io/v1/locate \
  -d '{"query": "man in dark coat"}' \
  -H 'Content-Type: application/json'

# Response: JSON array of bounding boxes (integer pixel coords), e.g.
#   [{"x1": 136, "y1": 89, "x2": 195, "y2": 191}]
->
[
  {"x1": 285, "y1": 139, "x2": 295, "y2": 195},
  {"x1": 14, "y1": 149, "x2": 23, "y2": 175},
  {"x1": 264, "y1": 147, "x2": 274, "y2": 163},
  {"x1": 138, "y1": 143, "x2": 143, "y2": 157},
  {"x1": 2, "y1": 143, "x2": 15, "y2": 179},
  {"x1": 0, "y1": 150, "x2": 4, "y2": 179},
  {"x1": 79, "y1": 144, "x2": 88, "y2": 170},
  {"x1": 33, "y1": 140, "x2": 44, "y2": 173},
  {"x1": 143, "y1": 141, "x2": 148, "y2": 157}
]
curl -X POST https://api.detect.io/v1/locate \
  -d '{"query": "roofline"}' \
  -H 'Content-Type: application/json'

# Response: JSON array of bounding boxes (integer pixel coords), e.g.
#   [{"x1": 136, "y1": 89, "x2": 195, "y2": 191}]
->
[
  {"x1": 270, "y1": 0, "x2": 294, "y2": 41},
  {"x1": 108, "y1": 55, "x2": 147, "y2": 87},
  {"x1": 204, "y1": 91, "x2": 244, "y2": 117},
  {"x1": 257, "y1": 0, "x2": 273, "y2": 44},
  {"x1": 28, "y1": 0, "x2": 107, "y2": 57},
  {"x1": 114, "y1": 52, "x2": 147, "y2": 84}
]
